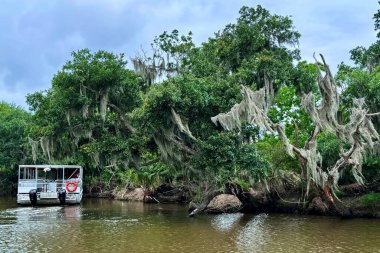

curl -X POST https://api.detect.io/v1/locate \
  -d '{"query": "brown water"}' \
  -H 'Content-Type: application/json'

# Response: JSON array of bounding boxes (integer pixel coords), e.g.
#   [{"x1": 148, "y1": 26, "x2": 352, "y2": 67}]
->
[{"x1": 0, "y1": 197, "x2": 379, "y2": 253}]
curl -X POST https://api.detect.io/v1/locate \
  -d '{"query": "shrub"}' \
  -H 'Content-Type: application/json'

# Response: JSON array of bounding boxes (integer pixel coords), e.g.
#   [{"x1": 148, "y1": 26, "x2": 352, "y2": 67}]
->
[{"x1": 360, "y1": 192, "x2": 380, "y2": 207}]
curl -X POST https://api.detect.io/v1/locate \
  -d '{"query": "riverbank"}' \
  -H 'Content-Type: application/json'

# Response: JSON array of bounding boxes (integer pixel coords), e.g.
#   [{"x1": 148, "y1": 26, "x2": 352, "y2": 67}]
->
[
  {"x1": 2, "y1": 171, "x2": 378, "y2": 218},
  {"x1": 84, "y1": 180, "x2": 380, "y2": 218}
]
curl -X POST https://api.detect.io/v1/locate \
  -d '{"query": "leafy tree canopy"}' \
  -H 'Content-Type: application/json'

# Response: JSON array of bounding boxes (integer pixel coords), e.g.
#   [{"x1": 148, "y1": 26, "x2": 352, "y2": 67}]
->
[
  {"x1": 0, "y1": 102, "x2": 31, "y2": 193},
  {"x1": 27, "y1": 49, "x2": 143, "y2": 170}
]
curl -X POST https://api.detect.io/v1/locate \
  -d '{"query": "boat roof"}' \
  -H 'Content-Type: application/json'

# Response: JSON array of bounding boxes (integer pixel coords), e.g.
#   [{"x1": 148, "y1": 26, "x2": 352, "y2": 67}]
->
[{"x1": 19, "y1": 165, "x2": 82, "y2": 169}]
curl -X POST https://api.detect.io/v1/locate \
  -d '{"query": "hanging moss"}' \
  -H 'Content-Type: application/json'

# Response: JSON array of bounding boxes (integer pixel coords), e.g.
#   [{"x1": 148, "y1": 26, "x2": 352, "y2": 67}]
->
[
  {"x1": 212, "y1": 55, "x2": 380, "y2": 199},
  {"x1": 40, "y1": 136, "x2": 53, "y2": 162},
  {"x1": 153, "y1": 128, "x2": 184, "y2": 164},
  {"x1": 28, "y1": 137, "x2": 39, "y2": 163},
  {"x1": 171, "y1": 108, "x2": 196, "y2": 140},
  {"x1": 99, "y1": 89, "x2": 109, "y2": 121}
]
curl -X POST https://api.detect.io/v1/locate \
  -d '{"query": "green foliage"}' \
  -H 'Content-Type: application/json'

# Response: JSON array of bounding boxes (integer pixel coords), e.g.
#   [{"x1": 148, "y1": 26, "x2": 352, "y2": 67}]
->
[
  {"x1": 335, "y1": 6, "x2": 380, "y2": 187},
  {"x1": 349, "y1": 43, "x2": 380, "y2": 71},
  {"x1": 257, "y1": 135, "x2": 299, "y2": 174},
  {"x1": 4, "y1": 3, "x2": 380, "y2": 209},
  {"x1": 333, "y1": 188, "x2": 346, "y2": 199},
  {"x1": 292, "y1": 61, "x2": 319, "y2": 94},
  {"x1": 188, "y1": 5, "x2": 300, "y2": 90},
  {"x1": 116, "y1": 155, "x2": 175, "y2": 190},
  {"x1": 0, "y1": 103, "x2": 31, "y2": 166},
  {"x1": 375, "y1": 1, "x2": 380, "y2": 37},
  {"x1": 0, "y1": 102, "x2": 32, "y2": 194},
  {"x1": 316, "y1": 133, "x2": 357, "y2": 185},
  {"x1": 337, "y1": 48, "x2": 380, "y2": 126},
  {"x1": 360, "y1": 192, "x2": 380, "y2": 207},
  {"x1": 131, "y1": 75, "x2": 241, "y2": 144},
  {"x1": 362, "y1": 155, "x2": 380, "y2": 183},
  {"x1": 317, "y1": 132, "x2": 343, "y2": 169},
  {"x1": 194, "y1": 132, "x2": 269, "y2": 189},
  {"x1": 153, "y1": 29, "x2": 194, "y2": 70},
  {"x1": 268, "y1": 85, "x2": 313, "y2": 145},
  {"x1": 20, "y1": 4, "x2": 380, "y2": 202},
  {"x1": 21, "y1": 5, "x2": 305, "y2": 196},
  {"x1": 27, "y1": 49, "x2": 143, "y2": 171},
  {"x1": 130, "y1": 5, "x2": 302, "y2": 193},
  {"x1": 128, "y1": 5, "x2": 307, "y2": 194},
  {"x1": 120, "y1": 165, "x2": 170, "y2": 190}
]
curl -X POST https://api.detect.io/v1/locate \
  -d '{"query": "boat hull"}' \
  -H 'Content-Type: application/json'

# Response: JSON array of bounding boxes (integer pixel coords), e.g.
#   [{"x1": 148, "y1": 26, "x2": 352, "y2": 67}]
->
[{"x1": 17, "y1": 192, "x2": 82, "y2": 205}]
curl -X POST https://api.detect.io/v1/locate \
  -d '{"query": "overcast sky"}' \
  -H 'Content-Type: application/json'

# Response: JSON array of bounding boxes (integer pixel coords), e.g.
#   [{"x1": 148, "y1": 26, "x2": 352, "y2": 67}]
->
[{"x1": 0, "y1": 0, "x2": 378, "y2": 109}]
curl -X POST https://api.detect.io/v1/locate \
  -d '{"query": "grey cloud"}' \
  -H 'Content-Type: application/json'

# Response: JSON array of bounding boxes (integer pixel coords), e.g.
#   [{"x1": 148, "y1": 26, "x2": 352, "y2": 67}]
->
[
  {"x1": 0, "y1": 0, "x2": 147, "y2": 107},
  {"x1": 0, "y1": 0, "x2": 378, "y2": 108}
]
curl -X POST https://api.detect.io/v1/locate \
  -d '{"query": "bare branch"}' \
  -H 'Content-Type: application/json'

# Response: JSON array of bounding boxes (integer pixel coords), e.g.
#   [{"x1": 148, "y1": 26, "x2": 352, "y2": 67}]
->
[{"x1": 367, "y1": 112, "x2": 380, "y2": 117}]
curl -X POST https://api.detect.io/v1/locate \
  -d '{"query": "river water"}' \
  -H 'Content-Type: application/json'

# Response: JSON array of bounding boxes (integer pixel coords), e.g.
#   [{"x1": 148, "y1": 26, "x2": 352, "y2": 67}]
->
[{"x1": 0, "y1": 197, "x2": 379, "y2": 253}]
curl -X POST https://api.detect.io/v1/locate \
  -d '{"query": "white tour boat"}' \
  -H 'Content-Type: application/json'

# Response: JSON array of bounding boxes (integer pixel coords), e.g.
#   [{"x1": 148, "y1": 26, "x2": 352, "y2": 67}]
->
[{"x1": 17, "y1": 165, "x2": 83, "y2": 205}]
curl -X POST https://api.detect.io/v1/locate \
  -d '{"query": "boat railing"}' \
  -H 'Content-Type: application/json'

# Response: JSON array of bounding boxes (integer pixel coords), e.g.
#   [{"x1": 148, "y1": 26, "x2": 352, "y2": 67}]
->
[
  {"x1": 18, "y1": 179, "x2": 82, "y2": 193},
  {"x1": 18, "y1": 179, "x2": 37, "y2": 187},
  {"x1": 35, "y1": 179, "x2": 66, "y2": 192}
]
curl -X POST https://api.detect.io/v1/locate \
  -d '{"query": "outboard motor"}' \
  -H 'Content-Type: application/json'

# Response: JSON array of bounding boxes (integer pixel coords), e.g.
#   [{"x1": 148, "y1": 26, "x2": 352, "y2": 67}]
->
[
  {"x1": 29, "y1": 189, "x2": 37, "y2": 205},
  {"x1": 58, "y1": 188, "x2": 66, "y2": 205}
]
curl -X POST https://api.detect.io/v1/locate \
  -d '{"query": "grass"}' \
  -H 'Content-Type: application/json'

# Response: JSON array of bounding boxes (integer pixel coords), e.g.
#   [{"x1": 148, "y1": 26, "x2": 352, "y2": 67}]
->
[{"x1": 360, "y1": 192, "x2": 380, "y2": 207}]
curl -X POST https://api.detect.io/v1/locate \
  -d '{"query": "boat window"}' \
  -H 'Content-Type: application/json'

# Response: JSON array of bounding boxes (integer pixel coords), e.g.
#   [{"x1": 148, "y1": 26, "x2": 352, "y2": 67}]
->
[
  {"x1": 65, "y1": 168, "x2": 80, "y2": 180},
  {"x1": 45, "y1": 169, "x2": 58, "y2": 181},
  {"x1": 57, "y1": 169, "x2": 63, "y2": 181},
  {"x1": 37, "y1": 168, "x2": 45, "y2": 179},
  {"x1": 20, "y1": 167, "x2": 36, "y2": 180},
  {"x1": 35, "y1": 168, "x2": 62, "y2": 181}
]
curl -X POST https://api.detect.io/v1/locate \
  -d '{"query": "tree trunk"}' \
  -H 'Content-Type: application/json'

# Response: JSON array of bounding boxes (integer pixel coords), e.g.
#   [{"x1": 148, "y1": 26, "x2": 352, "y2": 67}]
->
[{"x1": 188, "y1": 190, "x2": 221, "y2": 217}]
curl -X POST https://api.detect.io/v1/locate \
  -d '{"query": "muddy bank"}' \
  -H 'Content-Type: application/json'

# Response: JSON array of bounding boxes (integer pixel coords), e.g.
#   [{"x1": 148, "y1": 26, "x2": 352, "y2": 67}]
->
[
  {"x1": 85, "y1": 183, "x2": 192, "y2": 203},
  {"x1": 84, "y1": 176, "x2": 380, "y2": 218}
]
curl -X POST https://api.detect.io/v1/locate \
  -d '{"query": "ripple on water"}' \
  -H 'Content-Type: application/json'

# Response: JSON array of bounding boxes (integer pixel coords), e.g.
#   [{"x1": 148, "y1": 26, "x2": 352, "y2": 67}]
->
[
  {"x1": 211, "y1": 213, "x2": 244, "y2": 232},
  {"x1": 235, "y1": 213, "x2": 268, "y2": 253},
  {"x1": 1, "y1": 199, "x2": 380, "y2": 253}
]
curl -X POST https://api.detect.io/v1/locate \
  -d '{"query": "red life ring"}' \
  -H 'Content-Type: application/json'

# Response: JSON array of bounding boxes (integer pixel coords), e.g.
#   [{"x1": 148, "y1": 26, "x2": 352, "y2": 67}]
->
[{"x1": 66, "y1": 181, "x2": 78, "y2": 192}]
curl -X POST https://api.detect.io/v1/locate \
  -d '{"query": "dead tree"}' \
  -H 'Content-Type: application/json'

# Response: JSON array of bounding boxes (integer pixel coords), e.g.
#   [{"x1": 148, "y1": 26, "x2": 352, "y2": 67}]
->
[{"x1": 211, "y1": 54, "x2": 380, "y2": 209}]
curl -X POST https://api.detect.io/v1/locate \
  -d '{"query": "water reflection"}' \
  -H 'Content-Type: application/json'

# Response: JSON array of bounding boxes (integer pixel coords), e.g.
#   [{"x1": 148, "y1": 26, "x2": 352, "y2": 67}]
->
[
  {"x1": 235, "y1": 213, "x2": 268, "y2": 253},
  {"x1": 211, "y1": 213, "x2": 244, "y2": 231},
  {"x1": 0, "y1": 198, "x2": 379, "y2": 253},
  {"x1": 63, "y1": 205, "x2": 82, "y2": 220},
  {"x1": 0, "y1": 205, "x2": 84, "y2": 252}
]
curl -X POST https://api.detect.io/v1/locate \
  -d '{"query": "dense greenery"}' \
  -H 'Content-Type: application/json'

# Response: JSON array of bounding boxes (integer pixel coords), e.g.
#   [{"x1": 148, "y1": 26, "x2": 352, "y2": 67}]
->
[
  {"x1": 0, "y1": 103, "x2": 31, "y2": 194},
  {"x1": 1, "y1": 5, "x2": 379, "y2": 209},
  {"x1": 335, "y1": 7, "x2": 380, "y2": 184},
  {"x1": 360, "y1": 192, "x2": 380, "y2": 207}
]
